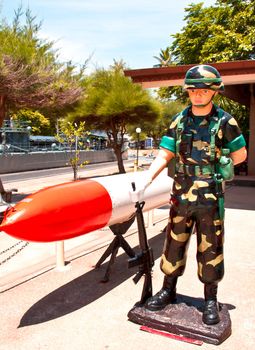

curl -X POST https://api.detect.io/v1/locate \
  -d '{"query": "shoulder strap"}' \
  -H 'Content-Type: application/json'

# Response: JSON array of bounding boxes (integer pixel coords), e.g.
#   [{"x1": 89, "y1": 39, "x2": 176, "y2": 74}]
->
[
  {"x1": 176, "y1": 107, "x2": 189, "y2": 154},
  {"x1": 209, "y1": 107, "x2": 224, "y2": 162}
]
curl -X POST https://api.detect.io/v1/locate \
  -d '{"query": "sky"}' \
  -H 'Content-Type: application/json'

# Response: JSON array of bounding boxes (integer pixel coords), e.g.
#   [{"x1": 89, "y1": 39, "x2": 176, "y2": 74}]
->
[{"x1": 4, "y1": 0, "x2": 216, "y2": 72}]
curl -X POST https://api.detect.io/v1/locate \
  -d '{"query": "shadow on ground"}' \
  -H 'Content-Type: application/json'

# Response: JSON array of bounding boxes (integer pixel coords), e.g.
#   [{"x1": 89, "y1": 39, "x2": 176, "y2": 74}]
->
[
  {"x1": 12, "y1": 193, "x2": 30, "y2": 202},
  {"x1": 18, "y1": 231, "x2": 166, "y2": 328},
  {"x1": 225, "y1": 184, "x2": 255, "y2": 210}
]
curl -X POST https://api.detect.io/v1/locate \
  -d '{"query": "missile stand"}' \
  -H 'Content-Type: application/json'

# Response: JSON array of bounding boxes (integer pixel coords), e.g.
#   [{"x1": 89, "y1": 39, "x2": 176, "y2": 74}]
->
[{"x1": 95, "y1": 216, "x2": 136, "y2": 282}]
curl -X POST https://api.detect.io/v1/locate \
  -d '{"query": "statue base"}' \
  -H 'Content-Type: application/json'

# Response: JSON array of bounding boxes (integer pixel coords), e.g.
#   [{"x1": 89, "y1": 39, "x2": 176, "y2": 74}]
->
[{"x1": 128, "y1": 294, "x2": 231, "y2": 345}]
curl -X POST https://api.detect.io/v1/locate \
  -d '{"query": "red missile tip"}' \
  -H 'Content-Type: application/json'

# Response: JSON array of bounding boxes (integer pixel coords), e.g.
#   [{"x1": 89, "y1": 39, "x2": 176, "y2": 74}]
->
[{"x1": 0, "y1": 180, "x2": 113, "y2": 242}]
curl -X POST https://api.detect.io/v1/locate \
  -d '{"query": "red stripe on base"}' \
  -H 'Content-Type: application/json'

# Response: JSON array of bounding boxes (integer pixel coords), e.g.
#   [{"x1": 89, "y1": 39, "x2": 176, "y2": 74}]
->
[{"x1": 140, "y1": 325, "x2": 203, "y2": 345}]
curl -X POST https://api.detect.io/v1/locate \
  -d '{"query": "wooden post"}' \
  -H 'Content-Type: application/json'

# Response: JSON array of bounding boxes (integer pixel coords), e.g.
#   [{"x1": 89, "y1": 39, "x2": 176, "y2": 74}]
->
[
  {"x1": 55, "y1": 241, "x2": 68, "y2": 271},
  {"x1": 248, "y1": 84, "x2": 255, "y2": 175},
  {"x1": 146, "y1": 209, "x2": 154, "y2": 228}
]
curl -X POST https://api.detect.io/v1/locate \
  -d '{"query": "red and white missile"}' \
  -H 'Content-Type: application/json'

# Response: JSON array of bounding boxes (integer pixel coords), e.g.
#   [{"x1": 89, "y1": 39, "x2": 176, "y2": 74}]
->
[{"x1": 0, "y1": 170, "x2": 173, "y2": 242}]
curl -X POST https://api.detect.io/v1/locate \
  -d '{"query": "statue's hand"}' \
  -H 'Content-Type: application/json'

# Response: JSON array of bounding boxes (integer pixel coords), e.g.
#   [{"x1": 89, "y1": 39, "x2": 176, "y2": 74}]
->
[{"x1": 129, "y1": 172, "x2": 152, "y2": 203}]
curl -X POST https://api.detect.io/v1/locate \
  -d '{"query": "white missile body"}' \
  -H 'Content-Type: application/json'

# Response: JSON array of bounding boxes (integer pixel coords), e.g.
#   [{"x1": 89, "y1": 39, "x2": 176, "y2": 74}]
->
[{"x1": 0, "y1": 169, "x2": 173, "y2": 242}]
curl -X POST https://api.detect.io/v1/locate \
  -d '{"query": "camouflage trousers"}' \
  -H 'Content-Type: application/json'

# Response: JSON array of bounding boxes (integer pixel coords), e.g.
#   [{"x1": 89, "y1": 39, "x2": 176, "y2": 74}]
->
[{"x1": 160, "y1": 176, "x2": 225, "y2": 285}]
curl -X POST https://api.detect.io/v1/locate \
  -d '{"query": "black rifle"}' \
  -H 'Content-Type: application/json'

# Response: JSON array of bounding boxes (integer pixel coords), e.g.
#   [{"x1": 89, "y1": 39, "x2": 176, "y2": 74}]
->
[{"x1": 128, "y1": 182, "x2": 154, "y2": 305}]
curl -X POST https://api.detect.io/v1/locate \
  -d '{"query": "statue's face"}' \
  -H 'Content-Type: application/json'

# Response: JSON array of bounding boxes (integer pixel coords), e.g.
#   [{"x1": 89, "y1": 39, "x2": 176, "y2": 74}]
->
[{"x1": 187, "y1": 89, "x2": 217, "y2": 108}]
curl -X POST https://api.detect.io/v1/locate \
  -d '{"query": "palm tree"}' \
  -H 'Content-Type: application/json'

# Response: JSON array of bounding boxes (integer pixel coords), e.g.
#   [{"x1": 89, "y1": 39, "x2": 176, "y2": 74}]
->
[
  {"x1": 110, "y1": 59, "x2": 128, "y2": 73},
  {"x1": 153, "y1": 48, "x2": 174, "y2": 67}
]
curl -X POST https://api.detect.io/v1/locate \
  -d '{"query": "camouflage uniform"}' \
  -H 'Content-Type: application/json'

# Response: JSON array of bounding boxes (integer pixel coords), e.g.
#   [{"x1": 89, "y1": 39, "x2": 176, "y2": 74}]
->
[
  {"x1": 159, "y1": 103, "x2": 246, "y2": 284},
  {"x1": 145, "y1": 65, "x2": 246, "y2": 324}
]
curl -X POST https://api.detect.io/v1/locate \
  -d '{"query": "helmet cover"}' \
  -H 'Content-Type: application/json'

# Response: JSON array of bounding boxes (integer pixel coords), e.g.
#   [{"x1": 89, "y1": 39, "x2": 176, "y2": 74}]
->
[{"x1": 184, "y1": 65, "x2": 224, "y2": 91}]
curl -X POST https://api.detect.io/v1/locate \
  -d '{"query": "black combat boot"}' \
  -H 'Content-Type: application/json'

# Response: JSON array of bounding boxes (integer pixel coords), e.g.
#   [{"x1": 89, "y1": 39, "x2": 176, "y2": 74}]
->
[
  {"x1": 145, "y1": 276, "x2": 177, "y2": 311},
  {"x1": 202, "y1": 283, "x2": 220, "y2": 325}
]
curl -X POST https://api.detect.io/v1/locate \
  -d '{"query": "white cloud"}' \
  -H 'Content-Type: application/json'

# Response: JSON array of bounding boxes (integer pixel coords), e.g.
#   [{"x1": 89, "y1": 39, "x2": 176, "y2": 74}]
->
[
  {"x1": 27, "y1": 0, "x2": 209, "y2": 13},
  {"x1": 4, "y1": 0, "x2": 217, "y2": 70}
]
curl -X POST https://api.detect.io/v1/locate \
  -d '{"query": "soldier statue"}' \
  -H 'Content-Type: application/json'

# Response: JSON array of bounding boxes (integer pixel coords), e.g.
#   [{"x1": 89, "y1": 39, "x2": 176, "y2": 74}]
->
[{"x1": 133, "y1": 64, "x2": 247, "y2": 325}]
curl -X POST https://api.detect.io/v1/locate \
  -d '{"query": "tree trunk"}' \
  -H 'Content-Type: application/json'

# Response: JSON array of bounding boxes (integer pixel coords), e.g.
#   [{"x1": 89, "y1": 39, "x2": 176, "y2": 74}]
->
[
  {"x1": 73, "y1": 165, "x2": 78, "y2": 181},
  {"x1": 152, "y1": 136, "x2": 160, "y2": 149},
  {"x1": 114, "y1": 147, "x2": 126, "y2": 174},
  {"x1": 0, "y1": 96, "x2": 7, "y2": 127}
]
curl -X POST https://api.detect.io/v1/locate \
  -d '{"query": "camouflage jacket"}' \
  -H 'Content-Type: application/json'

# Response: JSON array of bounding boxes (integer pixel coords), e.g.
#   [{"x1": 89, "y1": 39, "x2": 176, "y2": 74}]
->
[
  {"x1": 160, "y1": 104, "x2": 246, "y2": 204},
  {"x1": 160, "y1": 104, "x2": 246, "y2": 167}
]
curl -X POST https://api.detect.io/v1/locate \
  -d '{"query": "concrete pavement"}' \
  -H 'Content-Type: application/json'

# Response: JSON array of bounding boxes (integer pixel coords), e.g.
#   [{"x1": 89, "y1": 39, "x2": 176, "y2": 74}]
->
[{"x1": 0, "y1": 165, "x2": 255, "y2": 349}]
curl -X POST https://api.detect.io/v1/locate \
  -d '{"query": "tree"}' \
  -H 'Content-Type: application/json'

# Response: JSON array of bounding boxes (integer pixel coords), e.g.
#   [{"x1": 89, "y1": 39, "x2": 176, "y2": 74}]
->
[
  {"x1": 11, "y1": 109, "x2": 52, "y2": 135},
  {"x1": 214, "y1": 94, "x2": 250, "y2": 142},
  {"x1": 56, "y1": 120, "x2": 89, "y2": 181},
  {"x1": 129, "y1": 100, "x2": 185, "y2": 148},
  {"x1": 69, "y1": 67, "x2": 161, "y2": 173},
  {"x1": 0, "y1": 7, "x2": 84, "y2": 127},
  {"x1": 156, "y1": 0, "x2": 255, "y2": 134},
  {"x1": 153, "y1": 47, "x2": 174, "y2": 67},
  {"x1": 109, "y1": 59, "x2": 128, "y2": 72},
  {"x1": 170, "y1": 0, "x2": 255, "y2": 64}
]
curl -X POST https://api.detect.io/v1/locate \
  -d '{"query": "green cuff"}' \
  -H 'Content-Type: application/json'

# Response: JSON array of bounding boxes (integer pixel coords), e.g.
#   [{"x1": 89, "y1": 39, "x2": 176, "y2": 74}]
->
[
  {"x1": 160, "y1": 136, "x2": 176, "y2": 153},
  {"x1": 225, "y1": 134, "x2": 246, "y2": 153}
]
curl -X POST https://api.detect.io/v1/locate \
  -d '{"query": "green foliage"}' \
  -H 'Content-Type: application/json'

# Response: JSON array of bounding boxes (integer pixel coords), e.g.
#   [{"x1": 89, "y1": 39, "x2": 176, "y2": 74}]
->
[
  {"x1": 214, "y1": 95, "x2": 250, "y2": 141},
  {"x1": 131, "y1": 100, "x2": 186, "y2": 148},
  {"x1": 155, "y1": 0, "x2": 254, "y2": 138},
  {"x1": 109, "y1": 59, "x2": 128, "y2": 72},
  {"x1": 0, "y1": 7, "x2": 56, "y2": 66},
  {"x1": 170, "y1": 0, "x2": 255, "y2": 64},
  {"x1": 80, "y1": 69, "x2": 160, "y2": 125},
  {"x1": 0, "y1": 6, "x2": 84, "y2": 125},
  {"x1": 11, "y1": 109, "x2": 52, "y2": 135},
  {"x1": 157, "y1": 86, "x2": 187, "y2": 103},
  {"x1": 153, "y1": 47, "x2": 174, "y2": 67},
  {"x1": 68, "y1": 66, "x2": 161, "y2": 173},
  {"x1": 56, "y1": 120, "x2": 89, "y2": 180}
]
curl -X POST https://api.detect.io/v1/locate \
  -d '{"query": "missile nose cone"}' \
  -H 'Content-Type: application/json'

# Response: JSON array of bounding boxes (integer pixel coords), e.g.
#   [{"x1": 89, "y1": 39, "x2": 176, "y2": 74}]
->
[
  {"x1": 1, "y1": 204, "x2": 24, "y2": 227},
  {"x1": 0, "y1": 180, "x2": 113, "y2": 242}
]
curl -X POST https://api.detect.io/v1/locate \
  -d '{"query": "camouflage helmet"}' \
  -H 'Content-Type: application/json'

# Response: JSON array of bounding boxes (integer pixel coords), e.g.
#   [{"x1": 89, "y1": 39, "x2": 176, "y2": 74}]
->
[{"x1": 183, "y1": 65, "x2": 224, "y2": 92}]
